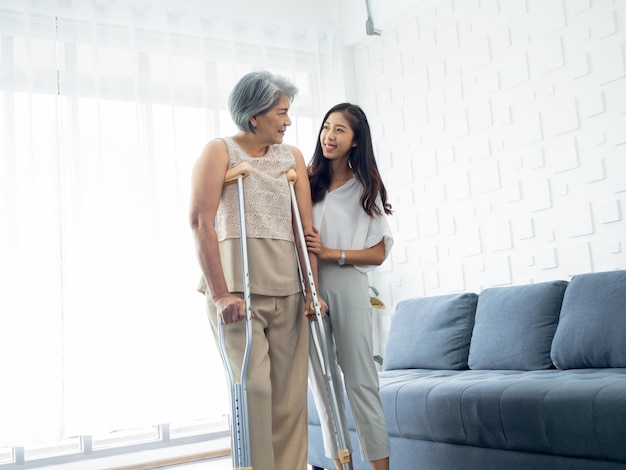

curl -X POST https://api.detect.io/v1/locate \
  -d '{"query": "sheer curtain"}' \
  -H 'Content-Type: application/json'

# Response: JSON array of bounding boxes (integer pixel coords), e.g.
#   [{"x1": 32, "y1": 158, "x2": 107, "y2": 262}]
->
[{"x1": 0, "y1": 0, "x2": 331, "y2": 447}]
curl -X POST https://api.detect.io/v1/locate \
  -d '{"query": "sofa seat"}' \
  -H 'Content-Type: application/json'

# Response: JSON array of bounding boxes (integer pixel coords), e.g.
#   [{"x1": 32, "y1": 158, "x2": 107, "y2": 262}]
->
[{"x1": 378, "y1": 368, "x2": 626, "y2": 463}]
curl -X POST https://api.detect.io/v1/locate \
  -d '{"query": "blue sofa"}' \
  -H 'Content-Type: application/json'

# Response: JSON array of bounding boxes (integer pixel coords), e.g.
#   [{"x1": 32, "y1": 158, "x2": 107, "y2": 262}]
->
[{"x1": 308, "y1": 269, "x2": 626, "y2": 470}]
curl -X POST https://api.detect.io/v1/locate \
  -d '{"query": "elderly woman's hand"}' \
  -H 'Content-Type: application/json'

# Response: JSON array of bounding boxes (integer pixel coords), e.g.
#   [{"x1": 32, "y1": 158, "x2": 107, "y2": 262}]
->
[{"x1": 214, "y1": 293, "x2": 251, "y2": 324}]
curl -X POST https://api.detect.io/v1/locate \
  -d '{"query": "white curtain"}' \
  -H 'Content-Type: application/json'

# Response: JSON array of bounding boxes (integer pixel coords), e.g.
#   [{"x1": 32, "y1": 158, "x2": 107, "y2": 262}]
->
[{"x1": 0, "y1": 0, "x2": 331, "y2": 446}]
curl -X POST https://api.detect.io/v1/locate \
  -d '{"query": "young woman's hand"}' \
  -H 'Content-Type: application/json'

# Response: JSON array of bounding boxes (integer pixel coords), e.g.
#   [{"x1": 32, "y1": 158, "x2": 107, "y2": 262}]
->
[{"x1": 305, "y1": 226, "x2": 327, "y2": 259}]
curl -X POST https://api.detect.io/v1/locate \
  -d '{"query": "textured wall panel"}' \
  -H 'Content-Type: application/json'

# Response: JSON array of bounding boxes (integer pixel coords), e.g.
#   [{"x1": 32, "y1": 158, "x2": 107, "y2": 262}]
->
[
  {"x1": 596, "y1": 199, "x2": 622, "y2": 224},
  {"x1": 569, "y1": 0, "x2": 592, "y2": 15},
  {"x1": 514, "y1": 216, "x2": 535, "y2": 240},
  {"x1": 596, "y1": 45, "x2": 626, "y2": 85},
  {"x1": 535, "y1": 35, "x2": 565, "y2": 74},
  {"x1": 607, "y1": 157, "x2": 626, "y2": 193},
  {"x1": 468, "y1": 99, "x2": 492, "y2": 131},
  {"x1": 484, "y1": 254, "x2": 512, "y2": 286},
  {"x1": 418, "y1": 207, "x2": 440, "y2": 237},
  {"x1": 548, "y1": 137, "x2": 580, "y2": 173},
  {"x1": 546, "y1": 98, "x2": 580, "y2": 136},
  {"x1": 472, "y1": 160, "x2": 500, "y2": 193},
  {"x1": 562, "y1": 242, "x2": 593, "y2": 275},
  {"x1": 610, "y1": 117, "x2": 626, "y2": 146},
  {"x1": 580, "y1": 91, "x2": 605, "y2": 117},
  {"x1": 524, "y1": 179, "x2": 553, "y2": 212},
  {"x1": 533, "y1": 0, "x2": 567, "y2": 35},
  {"x1": 358, "y1": 0, "x2": 626, "y2": 310},
  {"x1": 462, "y1": 226, "x2": 482, "y2": 256},
  {"x1": 445, "y1": 109, "x2": 469, "y2": 138},
  {"x1": 500, "y1": 51, "x2": 530, "y2": 88},
  {"x1": 570, "y1": 54, "x2": 591, "y2": 79},
  {"x1": 514, "y1": 108, "x2": 543, "y2": 146},
  {"x1": 604, "y1": 80, "x2": 626, "y2": 114},
  {"x1": 562, "y1": 203, "x2": 595, "y2": 237},
  {"x1": 499, "y1": 0, "x2": 528, "y2": 21},
  {"x1": 440, "y1": 263, "x2": 466, "y2": 291},
  {"x1": 586, "y1": 157, "x2": 606, "y2": 183},
  {"x1": 537, "y1": 245, "x2": 558, "y2": 269},
  {"x1": 461, "y1": 35, "x2": 492, "y2": 70},
  {"x1": 446, "y1": 169, "x2": 471, "y2": 200},
  {"x1": 491, "y1": 27, "x2": 512, "y2": 53},
  {"x1": 596, "y1": 10, "x2": 618, "y2": 39},
  {"x1": 523, "y1": 147, "x2": 545, "y2": 169},
  {"x1": 483, "y1": 218, "x2": 513, "y2": 251}
]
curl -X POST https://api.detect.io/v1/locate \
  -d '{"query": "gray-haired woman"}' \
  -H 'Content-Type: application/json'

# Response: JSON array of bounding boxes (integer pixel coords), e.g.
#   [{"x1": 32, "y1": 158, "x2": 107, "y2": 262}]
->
[{"x1": 190, "y1": 70, "x2": 326, "y2": 470}]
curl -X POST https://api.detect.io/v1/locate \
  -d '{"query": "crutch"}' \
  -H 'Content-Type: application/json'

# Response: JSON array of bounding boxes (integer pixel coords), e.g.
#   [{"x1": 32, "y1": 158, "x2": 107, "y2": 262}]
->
[
  {"x1": 286, "y1": 169, "x2": 351, "y2": 469},
  {"x1": 219, "y1": 161, "x2": 253, "y2": 470}
]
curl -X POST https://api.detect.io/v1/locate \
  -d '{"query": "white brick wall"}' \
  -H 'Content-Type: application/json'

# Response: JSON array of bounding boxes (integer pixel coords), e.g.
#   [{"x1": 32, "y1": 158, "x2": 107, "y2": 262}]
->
[{"x1": 345, "y1": 0, "x2": 626, "y2": 350}]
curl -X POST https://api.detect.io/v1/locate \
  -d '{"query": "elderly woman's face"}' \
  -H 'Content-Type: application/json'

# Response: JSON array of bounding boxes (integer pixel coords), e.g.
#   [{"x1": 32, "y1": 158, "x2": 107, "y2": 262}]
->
[{"x1": 251, "y1": 95, "x2": 292, "y2": 144}]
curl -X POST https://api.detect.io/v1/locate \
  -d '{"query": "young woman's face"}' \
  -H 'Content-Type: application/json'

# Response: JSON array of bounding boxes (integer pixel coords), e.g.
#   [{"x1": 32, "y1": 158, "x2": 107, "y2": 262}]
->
[
  {"x1": 319, "y1": 111, "x2": 356, "y2": 161},
  {"x1": 252, "y1": 95, "x2": 292, "y2": 144}
]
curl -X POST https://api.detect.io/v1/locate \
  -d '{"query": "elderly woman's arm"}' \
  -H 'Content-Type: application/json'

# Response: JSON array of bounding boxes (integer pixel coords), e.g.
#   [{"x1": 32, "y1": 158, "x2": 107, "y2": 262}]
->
[{"x1": 189, "y1": 139, "x2": 246, "y2": 324}]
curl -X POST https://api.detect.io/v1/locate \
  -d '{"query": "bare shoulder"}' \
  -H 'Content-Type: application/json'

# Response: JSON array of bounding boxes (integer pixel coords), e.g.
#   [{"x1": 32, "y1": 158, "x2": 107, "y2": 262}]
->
[
  {"x1": 287, "y1": 144, "x2": 304, "y2": 160},
  {"x1": 194, "y1": 138, "x2": 229, "y2": 175},
  {"x1": 201, "y1": 138, "x2": 228, "y2": 161},
  {"x1": 287, "y1": 144, "x2": 302, "y2": 157}
]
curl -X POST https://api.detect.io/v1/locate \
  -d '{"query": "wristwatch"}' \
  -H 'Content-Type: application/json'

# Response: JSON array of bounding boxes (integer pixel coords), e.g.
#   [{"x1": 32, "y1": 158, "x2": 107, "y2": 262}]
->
[{"x1": 338, "y1": 250, "x2": 346, "y2": 266}]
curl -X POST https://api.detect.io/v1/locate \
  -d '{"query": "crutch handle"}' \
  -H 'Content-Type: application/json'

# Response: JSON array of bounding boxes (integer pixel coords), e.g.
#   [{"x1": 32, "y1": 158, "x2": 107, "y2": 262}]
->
[
  {"x1": 286, "y1": 168, "x2": 297, "y2": 185},
  {"x1": 338, "y1": 448, "x2": 351, "y2": 464},
  {"x1": 225, "y1": 161, "x2": 252, "y2": 185}
]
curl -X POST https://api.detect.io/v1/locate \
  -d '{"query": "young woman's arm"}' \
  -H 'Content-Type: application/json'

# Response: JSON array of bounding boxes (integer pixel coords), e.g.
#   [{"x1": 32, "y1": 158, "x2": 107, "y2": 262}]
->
[{"x1": 306, "y1": 230, "x2": 387, "y2": 266}]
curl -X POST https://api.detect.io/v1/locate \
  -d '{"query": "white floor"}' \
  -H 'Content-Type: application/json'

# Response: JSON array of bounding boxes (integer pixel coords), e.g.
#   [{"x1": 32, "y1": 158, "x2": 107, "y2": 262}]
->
[
  {"x1": 160, "y1": 456, "x2": 231, "y2": 469},
  {"x1": 163, "y1": 462, "x2": 316, "y2": 469},
  {"x1": 36, "y1": 438, "x2": 231, "y2": 469},
  {"x1": 35, "y1": 437, "x2": 316, "y2": 469}
]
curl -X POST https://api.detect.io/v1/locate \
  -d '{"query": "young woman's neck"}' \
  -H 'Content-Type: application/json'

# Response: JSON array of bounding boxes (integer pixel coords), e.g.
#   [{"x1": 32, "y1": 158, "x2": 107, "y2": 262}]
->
[{"x1": 330, "y1": 159, "x2": 352, "y2": 182}]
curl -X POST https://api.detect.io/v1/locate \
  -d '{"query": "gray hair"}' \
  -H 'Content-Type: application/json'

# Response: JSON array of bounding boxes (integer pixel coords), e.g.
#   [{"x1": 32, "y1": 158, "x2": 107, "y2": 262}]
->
[{"x1": 228, "y1": 71, "x2": 299, "y2": 133}]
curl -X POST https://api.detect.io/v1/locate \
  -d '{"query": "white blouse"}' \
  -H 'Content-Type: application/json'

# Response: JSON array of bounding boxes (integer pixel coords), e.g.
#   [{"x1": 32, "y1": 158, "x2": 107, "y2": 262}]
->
[{"x1": 312, "y1": 177, "x2": 394, "y2": 273}]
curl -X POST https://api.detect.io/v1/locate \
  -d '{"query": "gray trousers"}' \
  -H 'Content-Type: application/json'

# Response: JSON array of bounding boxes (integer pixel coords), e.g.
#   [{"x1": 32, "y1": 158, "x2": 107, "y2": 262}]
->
[{"x1": 308, "y1": 264, "x2": 390, "y2": 462}]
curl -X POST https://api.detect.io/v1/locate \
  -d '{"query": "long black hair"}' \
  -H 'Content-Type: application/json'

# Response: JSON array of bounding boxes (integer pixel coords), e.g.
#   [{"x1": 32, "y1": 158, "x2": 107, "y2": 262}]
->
[{"x1": 308, "y1": 103, "x2": 393, "y2": 216}]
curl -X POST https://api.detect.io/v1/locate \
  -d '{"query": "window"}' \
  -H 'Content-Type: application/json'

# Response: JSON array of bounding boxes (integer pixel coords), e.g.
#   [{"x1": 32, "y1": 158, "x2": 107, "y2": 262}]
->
[{"x1": 0, "y1": 0, "x2": 331, "y2": 459}]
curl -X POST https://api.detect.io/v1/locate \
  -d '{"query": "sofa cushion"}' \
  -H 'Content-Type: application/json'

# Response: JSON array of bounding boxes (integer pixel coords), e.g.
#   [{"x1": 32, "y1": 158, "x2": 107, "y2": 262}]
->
[
  {"x1": 551, "y1": 269, "x2": 626, "y2": 369},
  {"x1": 377, "y1": 368, "x2": 626, "y2": 464},
  {"x1": 468, "y1": 280, "x2": 568, "y2": 370},
  {"x1": 383, "y1": 293, "x2": 478, "y2": 370}
]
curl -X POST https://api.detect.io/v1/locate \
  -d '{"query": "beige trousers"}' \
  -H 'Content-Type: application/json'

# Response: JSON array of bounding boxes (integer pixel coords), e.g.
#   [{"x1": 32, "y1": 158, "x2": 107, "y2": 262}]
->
[{"x1": 206, "y1": 292, "x2": 309, "y2": 470}]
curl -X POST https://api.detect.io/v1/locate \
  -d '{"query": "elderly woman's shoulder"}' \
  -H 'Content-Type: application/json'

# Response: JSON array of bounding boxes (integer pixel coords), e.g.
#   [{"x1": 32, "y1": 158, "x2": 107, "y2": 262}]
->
[
  {"x1": 285, "y1": 143, "x2": 304, "y2": 159},
  {"x1": 194, "y1": 138, "x2": 229, "y2": 169},
  {"x1": 201, "y1": 138, "x2": 229, "y2": 155}
]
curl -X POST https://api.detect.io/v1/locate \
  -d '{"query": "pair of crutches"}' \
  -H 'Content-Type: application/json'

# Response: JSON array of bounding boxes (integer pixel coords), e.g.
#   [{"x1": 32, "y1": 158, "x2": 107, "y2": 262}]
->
[{"x1": 218, "y1": 162, "x2": 349, "y2": 470}]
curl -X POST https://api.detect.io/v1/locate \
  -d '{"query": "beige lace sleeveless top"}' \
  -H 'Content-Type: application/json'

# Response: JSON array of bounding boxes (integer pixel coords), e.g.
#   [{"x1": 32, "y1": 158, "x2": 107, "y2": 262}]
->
[{"x1": 216, "y1": 137, "x2": 295, "y2": 242}]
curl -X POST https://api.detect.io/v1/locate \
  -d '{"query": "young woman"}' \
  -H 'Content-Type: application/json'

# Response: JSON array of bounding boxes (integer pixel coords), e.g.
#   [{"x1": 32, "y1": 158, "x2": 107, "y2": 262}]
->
[
  {"x1": 189, "y1": 71, "x2": 324, "y2": 470},
  {"x1": 306, "y1": 103, "x2": 393, "y2": 470}
]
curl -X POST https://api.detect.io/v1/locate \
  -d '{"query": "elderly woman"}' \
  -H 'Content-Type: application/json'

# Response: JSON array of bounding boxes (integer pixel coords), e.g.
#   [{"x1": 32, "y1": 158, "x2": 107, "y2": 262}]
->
[{"x1": 189, "y1": 71, "x2": 324, "y2": 470}]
